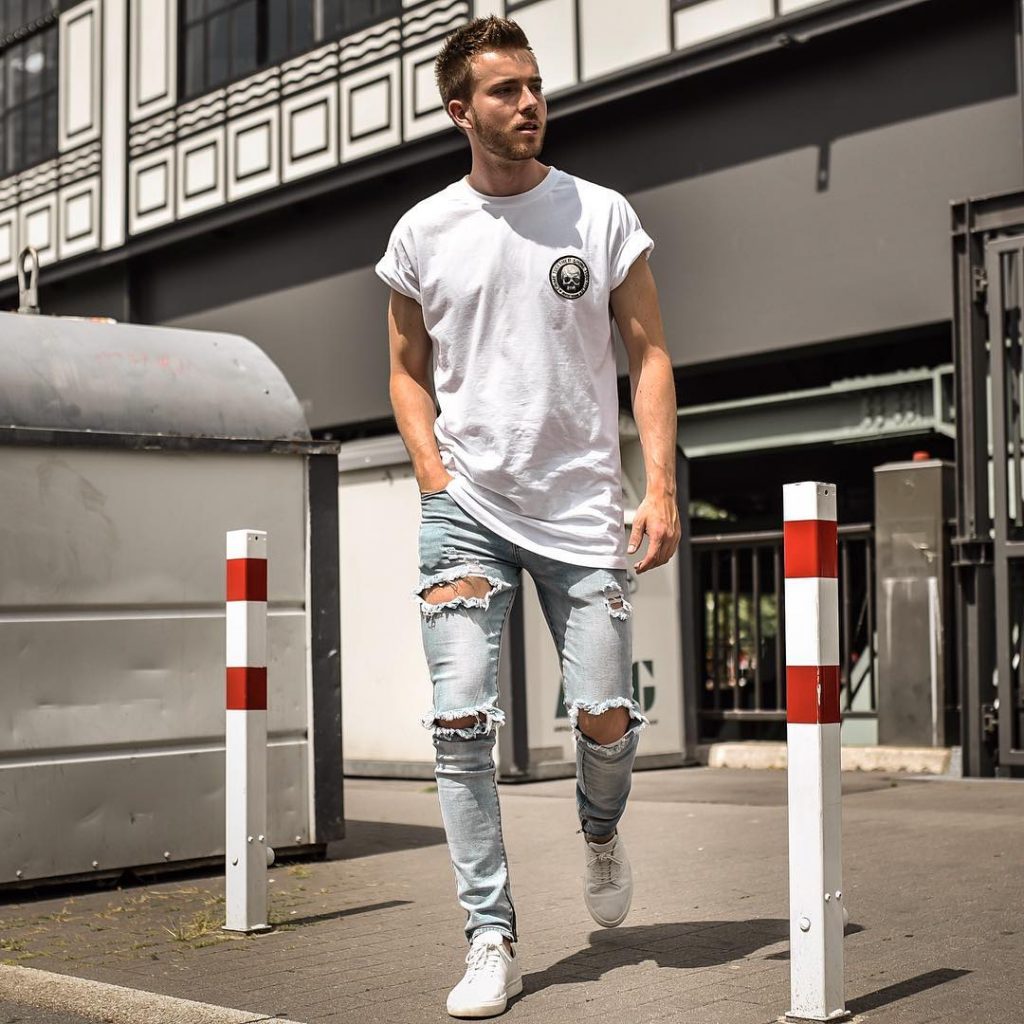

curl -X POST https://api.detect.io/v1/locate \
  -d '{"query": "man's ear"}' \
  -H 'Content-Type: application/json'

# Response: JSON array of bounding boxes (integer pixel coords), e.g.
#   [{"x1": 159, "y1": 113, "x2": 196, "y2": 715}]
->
[{"x1": 448, "y1": 99, "x2": 473, "y2": 133}]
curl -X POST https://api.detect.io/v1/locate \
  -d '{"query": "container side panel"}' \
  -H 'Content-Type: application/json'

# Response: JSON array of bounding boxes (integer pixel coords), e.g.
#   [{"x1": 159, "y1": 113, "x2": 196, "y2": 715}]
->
[{"x1": 0, "y1": 450, "x2": 305, "y2": 607}]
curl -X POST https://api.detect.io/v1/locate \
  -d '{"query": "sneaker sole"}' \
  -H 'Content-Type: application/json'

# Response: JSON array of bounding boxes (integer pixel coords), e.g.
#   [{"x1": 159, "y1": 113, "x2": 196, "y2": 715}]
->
[{"x1": 447, "y1": 976, "x2": 523, "y2": 1018}]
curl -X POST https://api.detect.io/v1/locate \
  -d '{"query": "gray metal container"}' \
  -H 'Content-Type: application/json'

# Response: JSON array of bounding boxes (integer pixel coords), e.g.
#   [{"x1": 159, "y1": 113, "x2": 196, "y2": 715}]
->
[
  {"x1": 874, "y1": 458, "x2": 955, "y2": 748},
  {"x1": 0, "y1": 311, "x2": 342, "y2": 884}
]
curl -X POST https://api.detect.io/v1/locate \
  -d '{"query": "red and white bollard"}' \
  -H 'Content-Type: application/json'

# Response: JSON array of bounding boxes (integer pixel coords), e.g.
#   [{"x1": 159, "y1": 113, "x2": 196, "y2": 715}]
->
[
  {"x1": 783, "y1": 483, "x2": 849, "y2": 1021},
  {"x1": 224, "y1": 529, "x2": 273, "y2": 933}
]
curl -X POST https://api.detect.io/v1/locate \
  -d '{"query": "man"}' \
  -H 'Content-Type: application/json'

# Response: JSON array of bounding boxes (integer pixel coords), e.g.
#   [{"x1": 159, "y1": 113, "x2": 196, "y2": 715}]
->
[{"x1": 375, "y1": 16, "x2": 680, "y2": 1019}]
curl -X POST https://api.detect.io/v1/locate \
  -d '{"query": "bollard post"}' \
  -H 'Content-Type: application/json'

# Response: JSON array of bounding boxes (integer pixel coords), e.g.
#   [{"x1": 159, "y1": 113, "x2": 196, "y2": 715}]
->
[
  {"x1": 783, "y1": 483, "x2": 849, "y2": 1022},
  {"x1": 224, "y1": 529, "x2": 273, "y2": 933}
]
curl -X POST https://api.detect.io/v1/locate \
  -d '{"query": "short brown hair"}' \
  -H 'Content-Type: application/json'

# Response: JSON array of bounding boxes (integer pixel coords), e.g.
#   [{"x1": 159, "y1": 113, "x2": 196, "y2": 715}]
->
[{"x1": 434, "y1": 16, "x2": 534, "y2": 109}]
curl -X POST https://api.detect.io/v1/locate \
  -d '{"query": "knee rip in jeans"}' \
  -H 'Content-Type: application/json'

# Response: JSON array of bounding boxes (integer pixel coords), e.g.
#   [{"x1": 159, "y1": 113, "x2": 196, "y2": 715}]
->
[
  {"x1": 568, "y1": 697, "x2": 649, "y2": 752},
  {"x1": 603, "y1": 582, "x2": 633, "y2": 621},
  {"x1": 424, "y1": 704, "x2": 506, "y2": 739},
  {"x1": 414, "y1": 564, "x2": 511, "y2": 622}
]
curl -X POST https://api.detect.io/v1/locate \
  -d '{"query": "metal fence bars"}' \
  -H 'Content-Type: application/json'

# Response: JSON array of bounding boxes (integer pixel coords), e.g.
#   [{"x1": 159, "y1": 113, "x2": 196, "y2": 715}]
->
[{"x1": 692, "y1": 525, "x2": 875, "y2": 741}]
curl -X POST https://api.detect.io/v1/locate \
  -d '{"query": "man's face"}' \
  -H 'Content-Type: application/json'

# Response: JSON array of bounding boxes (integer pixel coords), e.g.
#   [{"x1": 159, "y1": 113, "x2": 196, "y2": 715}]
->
[{"x1": 464, "y1": 49, "x2": 546, "y2": 161}]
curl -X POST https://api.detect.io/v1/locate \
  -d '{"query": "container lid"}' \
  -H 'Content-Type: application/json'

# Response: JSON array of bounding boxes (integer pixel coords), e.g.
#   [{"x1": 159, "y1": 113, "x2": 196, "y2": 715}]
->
[{"x1": 0, "y1": 312, "x2": 313, "y2": 449}]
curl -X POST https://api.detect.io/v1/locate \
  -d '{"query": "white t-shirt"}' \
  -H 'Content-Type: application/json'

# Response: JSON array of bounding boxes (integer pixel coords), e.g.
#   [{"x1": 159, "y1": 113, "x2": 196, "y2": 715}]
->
[{"x1": 375, "y1": 167, "x2": 654, "y2": 570}]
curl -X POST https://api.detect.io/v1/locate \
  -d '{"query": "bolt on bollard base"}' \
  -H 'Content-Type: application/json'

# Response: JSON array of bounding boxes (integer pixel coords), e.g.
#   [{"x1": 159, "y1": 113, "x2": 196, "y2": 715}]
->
[
  {"x1": 224, "y1": 529, "x2": 273, "y2": 934},
  {"x1": 783, "y1": 483, "x2": 850, "y2": 1022}
]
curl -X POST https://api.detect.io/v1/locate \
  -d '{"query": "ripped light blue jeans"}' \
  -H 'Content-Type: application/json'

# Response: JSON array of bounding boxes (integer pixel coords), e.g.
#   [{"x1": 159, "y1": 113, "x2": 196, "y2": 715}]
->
[{"x1": 416, "y1": 489, "x2": 647, "y2": 945}]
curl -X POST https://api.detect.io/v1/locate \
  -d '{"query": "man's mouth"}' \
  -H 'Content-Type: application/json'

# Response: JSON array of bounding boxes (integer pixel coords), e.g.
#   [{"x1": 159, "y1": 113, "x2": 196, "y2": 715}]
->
[{"x1": 516, "y1": 122, "x2": 540, "y2": 133}]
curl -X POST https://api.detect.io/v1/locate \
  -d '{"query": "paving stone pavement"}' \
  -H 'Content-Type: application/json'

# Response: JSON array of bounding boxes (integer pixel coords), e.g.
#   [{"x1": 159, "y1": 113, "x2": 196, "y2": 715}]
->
[{"x1": 0, "y1": 768, "x2": 1022, "y2": 1024}]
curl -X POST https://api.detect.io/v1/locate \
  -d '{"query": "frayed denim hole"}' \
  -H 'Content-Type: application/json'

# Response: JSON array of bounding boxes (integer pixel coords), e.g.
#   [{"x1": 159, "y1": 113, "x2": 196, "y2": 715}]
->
[
  {"x1": 602, "y1": 581, "x2": 633, "y2": 621},
  {"x1": 424, "y1": 704, "x2": 506, "y2": 739},
  {"x1": 415, "y1": 566, "x2": 512, "y2": 623},
  {"x1": 567, "y1": 697, "x2": 649, "y2": 752}
]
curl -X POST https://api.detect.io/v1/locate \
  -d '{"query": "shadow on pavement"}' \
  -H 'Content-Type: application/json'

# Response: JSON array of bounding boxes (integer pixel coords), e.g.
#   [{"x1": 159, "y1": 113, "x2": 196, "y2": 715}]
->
[
  {"x1": 325, "y1": 820, "x2": 447, "y2": 860},
  {"x1": 284, "y1": 899, "x2": 414, "y2": 928},
  {"x1": 848, "y1": 968, "x2": 972, "y2": 1015},
  {"x1": 524, "y1": 919, "x2": 789, "y2": 994}
]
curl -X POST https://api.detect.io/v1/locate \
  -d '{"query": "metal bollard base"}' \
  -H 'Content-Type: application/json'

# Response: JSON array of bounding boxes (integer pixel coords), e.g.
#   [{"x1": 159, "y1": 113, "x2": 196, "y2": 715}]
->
[
  {"x1": 222, "y1": 923, "x2": 274, "y2": 935},
  {"x1": 783, "y1": 1012, "x2": 854, "y2": 1023}
]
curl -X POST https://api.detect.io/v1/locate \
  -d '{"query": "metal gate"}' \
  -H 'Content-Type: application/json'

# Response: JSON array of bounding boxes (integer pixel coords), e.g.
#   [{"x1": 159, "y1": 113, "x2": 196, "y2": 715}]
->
[
  {"x1": 952, "y1": 194, "x2": 1024, "y2": 776},
  {"x1": 984, "y1": 236, "x2": 1024, "y2": 770},
  {"x1": 692, "y1": 526, "x2": 876, "y2": 742}
]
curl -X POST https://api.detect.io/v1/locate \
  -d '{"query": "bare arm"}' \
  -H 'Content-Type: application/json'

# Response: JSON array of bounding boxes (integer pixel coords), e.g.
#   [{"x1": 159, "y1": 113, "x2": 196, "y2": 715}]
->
[
  {"x1": 610, "y1": 256, "x2": 681, "y2": 573},
  {"x1": 388, "y1": 289, "x2": 452, "y2": 493}
]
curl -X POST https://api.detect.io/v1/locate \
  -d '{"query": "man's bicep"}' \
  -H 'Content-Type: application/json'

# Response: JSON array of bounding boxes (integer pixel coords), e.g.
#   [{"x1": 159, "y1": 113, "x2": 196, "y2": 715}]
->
[
  {"x1": 388, "y1": 289, "x2": 432, "y2": 381},
  {"x1": 611, "y1": 256, "x2": 668, "y2": 365}
]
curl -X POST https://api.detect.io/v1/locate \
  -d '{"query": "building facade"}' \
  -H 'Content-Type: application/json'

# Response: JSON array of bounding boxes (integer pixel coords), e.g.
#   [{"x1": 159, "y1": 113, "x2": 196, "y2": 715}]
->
[{"x1": 1, "y1": 0, "x2": 1021, "y2": 758}]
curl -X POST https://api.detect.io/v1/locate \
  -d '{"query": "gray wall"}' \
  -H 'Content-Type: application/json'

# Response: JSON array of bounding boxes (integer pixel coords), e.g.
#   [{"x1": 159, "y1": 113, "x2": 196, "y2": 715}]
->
[{"x1": 156, "y1": 0, "x2": 1022, "y2": 430}]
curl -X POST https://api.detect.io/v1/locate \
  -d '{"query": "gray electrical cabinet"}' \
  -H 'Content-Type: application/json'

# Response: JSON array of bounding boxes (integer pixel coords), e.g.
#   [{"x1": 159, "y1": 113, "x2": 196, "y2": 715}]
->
[
  {"x1": 874, "y1": 458, "x2": 955, "y2": 748},
  {"x1": 0, "y1": 310, "x2": 342, "y2": 885}
]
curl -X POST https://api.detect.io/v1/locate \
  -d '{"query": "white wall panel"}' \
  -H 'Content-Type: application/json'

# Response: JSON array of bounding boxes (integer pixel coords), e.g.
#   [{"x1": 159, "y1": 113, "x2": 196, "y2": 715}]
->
[
  {"x1": 130, "y1": 0, "x2": 177, "y2": 120},
  {"x1": 282, "y1": 83, "x2": 338, "y2": 182},
  {"x1": 102, "y1": 0, "x2": 128, "y2": 250},
  {"x1": 580, "y1": 0, "x2": 669, "y2": 81},
  {"x1": 227, "y1": 108, "x2": 280, "y2": 201},
  {"x1": 129, "y1": 149, "x2": 175, "y2": 233},
  {"x1": 58, "y1": 177, "x2": 101, "y2": 260},
  {"x1": 59, "y1": 0, "x2": 102, "y2": 151},
  {"x1": 0, "y1": 212, "x2": 16, "y2": 282},
  {"x1": 402, "y1": 40, "x2": 451, "y2": 142},
  {"x1": 341, "y1": 59, "x2": 401, "y2": 163},
  {"x1": 513, "y1": 0, "x2": 577, "y2": 95},
  {"x1": 779, "y1": 0, "x2": 829, "y2": 10},
  {"x1": 473, "y1": 0, "x2": 504, "y2": 13},
  {"x1": 674, "y1": 0, "x2": 773, "y2": 50},
  {"x1": 19, "y1": 195, "x2": 58, "y2": 267},
  {"x1": 177, "y1": 128, "x2": 226, "y2": 218}
]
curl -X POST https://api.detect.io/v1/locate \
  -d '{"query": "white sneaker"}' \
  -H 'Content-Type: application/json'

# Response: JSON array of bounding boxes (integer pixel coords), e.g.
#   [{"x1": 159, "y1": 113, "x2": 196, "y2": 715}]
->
[
  {"x1": 446, "y1": 930, "x2": 523, "y2": 1018},
  {"x1": 584, "y1": 833, "x2": 633, "y2": 928}
]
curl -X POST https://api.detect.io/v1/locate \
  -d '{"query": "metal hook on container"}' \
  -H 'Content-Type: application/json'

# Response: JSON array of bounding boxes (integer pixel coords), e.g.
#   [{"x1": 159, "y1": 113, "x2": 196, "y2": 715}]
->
[{"x1": 17, "y1": 247, "x2": 40, "y2": 315}]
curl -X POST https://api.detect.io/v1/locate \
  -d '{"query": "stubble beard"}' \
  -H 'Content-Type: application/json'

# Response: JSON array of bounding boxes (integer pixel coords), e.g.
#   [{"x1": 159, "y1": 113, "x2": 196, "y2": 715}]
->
[{"x1": 473, "y1": 111, "x2": 546, "y2": 162}]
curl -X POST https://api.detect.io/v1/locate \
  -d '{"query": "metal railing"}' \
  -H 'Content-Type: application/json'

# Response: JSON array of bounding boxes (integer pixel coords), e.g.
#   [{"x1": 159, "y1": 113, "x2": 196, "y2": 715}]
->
[{"x1": 692, "y1": 524, "x2": 875, "y2": 740}]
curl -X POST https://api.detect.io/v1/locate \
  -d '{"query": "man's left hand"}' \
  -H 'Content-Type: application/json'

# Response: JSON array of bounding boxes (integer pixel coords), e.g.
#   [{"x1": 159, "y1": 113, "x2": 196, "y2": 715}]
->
[{"x1": 627, "y1": 492, "x2": 682, "y2": 574}]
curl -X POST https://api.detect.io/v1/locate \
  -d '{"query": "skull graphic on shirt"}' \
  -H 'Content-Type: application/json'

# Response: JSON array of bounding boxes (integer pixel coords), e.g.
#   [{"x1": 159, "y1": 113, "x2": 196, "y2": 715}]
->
[{"x1": 549, "y1": 255, "x2": 590, "y2": 300}]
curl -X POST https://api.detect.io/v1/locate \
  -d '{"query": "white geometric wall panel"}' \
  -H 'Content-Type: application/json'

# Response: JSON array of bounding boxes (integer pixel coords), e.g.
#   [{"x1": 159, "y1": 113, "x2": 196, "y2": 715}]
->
[
  {"x1": 341, "y1": 60, "x2": 401, "y2": 163},
  {"x1": 19, "y1": 194, "x2": 59, "y2": 268},
  {"x1": 779, "y1": 0, "x2": 830, "y2": 11},
  {"x1": 103, "y1": 0, "x2": 128, "y2": 250},
  {"x1": 59, "y1": 0, "x2": 102, "y2": 152},
  {"x1": 129, "y1": 149, "x2": 175, "y2": 234},
  {"x1": 580, "y1": 0, "x2": 670, "y2": 82},
  {"x1": 675, "y1": 0, "x2": 773, "y2": 50},
  {"x1": 403, "y1": 40, "x2": 452, "y2": 142},
  {"x1": 282, "y1": 83, "x2": 339, "y2": 182},
  {"x1": 0, "y1": 212, "x2": 17, "y2": 282},
  {"x1": 177, "y1": 127, "x2": 226, "y2": 219},
  {"x1": 340, "y1": 18, "x2": 400, "y2": 75},
  {"x1": 473, "y1": 0, "x2": 504, "y2": 14},
  {"x1": 130, "y1": 0, "x2": 177, "y2": 121},
  {"x1": 512, "y1": 0, "x2": 577, "y2": 95},
  {"x1": 228, "y1": 108, "x2": 280, "y2": 201},
  {"x1": 59, "y1": 176, "x2": 101, "y2": 260}
]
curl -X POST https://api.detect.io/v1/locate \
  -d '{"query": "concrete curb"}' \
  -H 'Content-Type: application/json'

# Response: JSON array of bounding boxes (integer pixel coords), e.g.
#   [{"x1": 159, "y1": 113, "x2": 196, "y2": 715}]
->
[
  {"x1": 703, "y1": 742, "x2": 953, "y2": 775},
  {"x1": 0, "y1": 965, "x2": 306, "y2": 1024}
]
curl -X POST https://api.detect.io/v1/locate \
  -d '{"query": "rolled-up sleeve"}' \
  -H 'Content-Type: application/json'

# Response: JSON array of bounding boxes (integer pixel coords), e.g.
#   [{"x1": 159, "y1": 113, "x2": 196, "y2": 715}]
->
[
  {"x1": 609, "y1": 195, "x2": 654, "y2": 290},
  {"x1": 375, "y1": 219, "x2": 421, "y2": 303}
]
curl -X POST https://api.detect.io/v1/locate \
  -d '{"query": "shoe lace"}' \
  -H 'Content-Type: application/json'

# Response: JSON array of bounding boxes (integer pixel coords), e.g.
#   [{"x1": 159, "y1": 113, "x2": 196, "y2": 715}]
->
[
  {"x1": 465, "y1": 941, "x2": 503, "y2": 980},
  {"x1": 590, "y1": 847, "x2": 623, "y2": 887}
]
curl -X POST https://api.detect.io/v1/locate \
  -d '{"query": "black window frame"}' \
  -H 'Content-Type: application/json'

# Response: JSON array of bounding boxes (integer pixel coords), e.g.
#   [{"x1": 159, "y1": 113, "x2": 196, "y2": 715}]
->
[
  {"x1": 0, "y1": 0, "x2": 59, "y2": 180},
  {"x1": 179, "y1": 0, "x2": 402, "y2": 101}
]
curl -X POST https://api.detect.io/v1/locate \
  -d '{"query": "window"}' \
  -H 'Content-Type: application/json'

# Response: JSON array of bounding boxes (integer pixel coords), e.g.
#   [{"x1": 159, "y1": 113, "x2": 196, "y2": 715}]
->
[
  {"x1": 321, "y1": 0, "x2": 400, "y2": 39},
  {"x1": 181, "y1": 0, "x2": 401, "y2": 99},
  {"x1": 0, "y1": 0, "x2": 58, "y2": 178}
]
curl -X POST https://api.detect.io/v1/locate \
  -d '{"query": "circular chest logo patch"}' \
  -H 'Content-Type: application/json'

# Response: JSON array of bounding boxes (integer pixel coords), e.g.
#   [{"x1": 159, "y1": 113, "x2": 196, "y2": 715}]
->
[{"x1": 549, "y1": 255, "x2": 590, "y2": 299}]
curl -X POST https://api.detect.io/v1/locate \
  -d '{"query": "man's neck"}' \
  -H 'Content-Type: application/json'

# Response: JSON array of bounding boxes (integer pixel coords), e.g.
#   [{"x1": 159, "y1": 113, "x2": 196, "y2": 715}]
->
[{"x1": 467, "y1": 158, "x2": 549, "y2": 198}]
